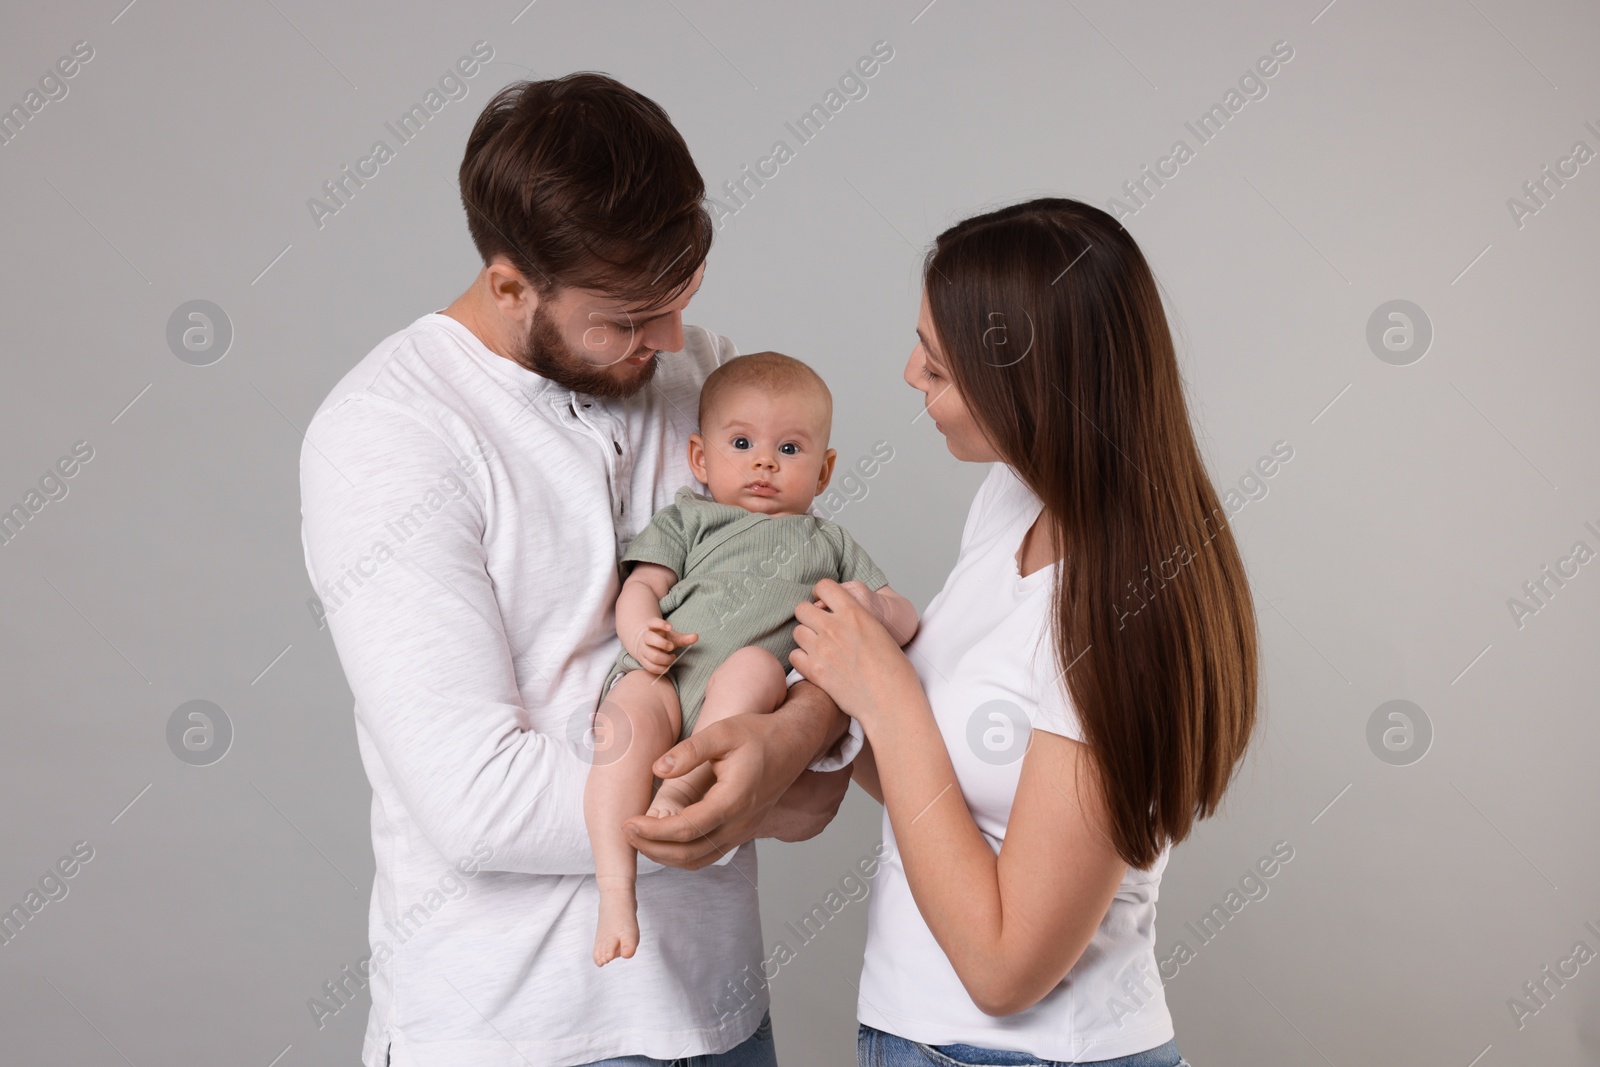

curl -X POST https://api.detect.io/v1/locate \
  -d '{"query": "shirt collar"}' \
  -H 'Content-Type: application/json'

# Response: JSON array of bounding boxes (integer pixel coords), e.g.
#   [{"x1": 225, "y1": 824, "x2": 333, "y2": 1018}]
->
[{"x1": 425, "y1": 311, "x2": 569, "y2": 405}]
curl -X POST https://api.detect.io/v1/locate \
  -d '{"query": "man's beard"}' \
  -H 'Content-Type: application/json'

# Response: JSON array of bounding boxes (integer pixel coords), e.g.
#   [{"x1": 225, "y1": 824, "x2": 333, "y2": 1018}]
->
[{"x1": 510, "y1": 301, "x2": 658, "y2": 400}]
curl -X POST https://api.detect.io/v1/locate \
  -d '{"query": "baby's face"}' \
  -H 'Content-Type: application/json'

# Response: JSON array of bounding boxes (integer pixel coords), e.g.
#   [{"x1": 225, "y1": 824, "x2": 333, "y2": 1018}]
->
[{"x1": 689, "y1": 385, "x2": 836, "y2": 517}]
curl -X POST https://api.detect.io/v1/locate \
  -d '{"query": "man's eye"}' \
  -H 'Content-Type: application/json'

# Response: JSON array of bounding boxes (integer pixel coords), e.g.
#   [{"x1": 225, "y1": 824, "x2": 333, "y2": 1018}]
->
[
  {"x1": 732, "y1": 436, "x2": 751, "y2": 450},
  {"x1": 779, "y1": 443, "x2": 799, "y2": 456}
]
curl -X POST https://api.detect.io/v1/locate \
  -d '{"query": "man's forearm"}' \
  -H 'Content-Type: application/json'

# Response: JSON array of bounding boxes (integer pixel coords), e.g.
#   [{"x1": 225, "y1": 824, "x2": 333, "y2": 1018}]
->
[
  {"x1": 754, "y1": 684, "x2": 855, "y2": 841},
  {"x1": 777, "y1": 679, "x2": 851, "y2": 766},
  {"x1": 629, "y1": 678, "x2": 853, "y2": 865},
  {"x1": 756, "y1": 764, "x2": 853, "y2": 841}
]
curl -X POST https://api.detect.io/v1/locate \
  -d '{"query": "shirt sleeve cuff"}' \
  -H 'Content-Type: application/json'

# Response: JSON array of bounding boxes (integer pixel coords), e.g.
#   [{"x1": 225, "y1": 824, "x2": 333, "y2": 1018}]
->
[
  {"x1": 638, "y1": 845, "x2": 740, "y2": 874},
  {"x1": 789, "y1": 667, "x2": 864, "y2": 772}
]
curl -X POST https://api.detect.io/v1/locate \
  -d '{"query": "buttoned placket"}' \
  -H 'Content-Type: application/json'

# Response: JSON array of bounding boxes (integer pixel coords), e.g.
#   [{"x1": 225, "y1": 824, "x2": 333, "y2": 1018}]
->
[{"x1": 555, "y1": 391, "x2": 634, "y2": 544}]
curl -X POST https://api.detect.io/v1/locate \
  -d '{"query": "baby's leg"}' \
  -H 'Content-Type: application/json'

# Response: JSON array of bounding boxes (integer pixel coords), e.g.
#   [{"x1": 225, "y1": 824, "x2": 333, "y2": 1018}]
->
[
  {"x1": 583, "y1": 669, "x2": 682, "y2": 967},
  {"x1": 648, "y1": 646, "x2": 789, "y2": 818}
]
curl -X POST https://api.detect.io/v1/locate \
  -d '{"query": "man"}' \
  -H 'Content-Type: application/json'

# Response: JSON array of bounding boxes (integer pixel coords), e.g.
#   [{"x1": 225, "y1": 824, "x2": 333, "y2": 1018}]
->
[{"x1": 300, "y1": 73, "x2": 858, "y2": 1066}]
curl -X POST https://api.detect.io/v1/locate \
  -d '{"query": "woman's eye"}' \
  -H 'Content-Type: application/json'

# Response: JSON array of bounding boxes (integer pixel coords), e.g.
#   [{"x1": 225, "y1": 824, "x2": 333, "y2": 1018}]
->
[
  {"x1": 779, "y1": 443, "x2": 799, "y2": 456},
  {"x1": 923, "y1": 365, "x2": 940, "y2": 381},
  {"x1": 732, "y1": 436, "x2": 751, "y2": 450}
]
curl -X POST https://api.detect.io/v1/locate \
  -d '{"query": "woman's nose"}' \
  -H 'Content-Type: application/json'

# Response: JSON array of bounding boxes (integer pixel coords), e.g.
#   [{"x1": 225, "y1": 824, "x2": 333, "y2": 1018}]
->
[{"x1": 903, "y1": 350, "x2": 923, "y2": 392}]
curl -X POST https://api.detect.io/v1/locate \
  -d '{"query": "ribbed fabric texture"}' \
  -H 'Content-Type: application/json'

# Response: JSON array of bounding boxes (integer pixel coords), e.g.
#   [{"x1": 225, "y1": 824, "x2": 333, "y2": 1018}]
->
[{"x1": 605, "y1": 485, "x2": 888, "y2": 737}]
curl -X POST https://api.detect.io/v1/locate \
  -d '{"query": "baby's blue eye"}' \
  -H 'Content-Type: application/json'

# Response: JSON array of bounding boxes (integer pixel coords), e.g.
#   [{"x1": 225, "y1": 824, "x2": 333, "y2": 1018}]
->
[
  {"x1": 779, "y1": 443, "x2": 799, "y2": 455},
  {"x1": 732, "y1": 436, "x2": 751, "y2": 450}
]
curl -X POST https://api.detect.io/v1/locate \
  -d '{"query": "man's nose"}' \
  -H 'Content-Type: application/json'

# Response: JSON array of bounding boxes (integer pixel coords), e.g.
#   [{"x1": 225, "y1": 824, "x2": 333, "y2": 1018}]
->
[{"x1": 641, "y1": 311, "x2": 684, "y2": 355}]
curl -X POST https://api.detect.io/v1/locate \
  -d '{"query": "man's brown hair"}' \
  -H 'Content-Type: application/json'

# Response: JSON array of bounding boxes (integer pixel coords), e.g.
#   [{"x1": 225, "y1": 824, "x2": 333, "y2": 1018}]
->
[
  {"x1": 698, "y1": 352, "x2": 833, "y2": 433},
  {"x1": 458, "y1": 73, "x2": 712, "y2": 310}
]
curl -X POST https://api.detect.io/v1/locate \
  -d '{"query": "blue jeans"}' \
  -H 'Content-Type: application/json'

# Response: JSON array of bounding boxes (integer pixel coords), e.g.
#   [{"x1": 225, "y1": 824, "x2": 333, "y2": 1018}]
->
[
  {"x1": 857, "y1": 1023, "x2": 1187, "y2": 1067},
  {"x1": 577, "y1": 1011, "x2": 777, "y2": 1067}
]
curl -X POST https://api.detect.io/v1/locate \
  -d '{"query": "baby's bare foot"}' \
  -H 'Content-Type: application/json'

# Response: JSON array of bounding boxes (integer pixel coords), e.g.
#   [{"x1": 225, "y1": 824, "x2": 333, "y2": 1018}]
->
[
  {"x1": 646, "y1": 782, "x2": 695, "y2": 818},
  {"x1": 593, "y1": 881, "x2": 639, "y2": 967}
]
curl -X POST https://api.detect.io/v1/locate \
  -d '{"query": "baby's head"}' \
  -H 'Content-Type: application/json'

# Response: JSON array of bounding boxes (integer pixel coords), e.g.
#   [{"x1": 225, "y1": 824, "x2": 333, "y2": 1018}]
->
[{"x1": 690, "y1": 352, "x2": 837, "y2": 517}]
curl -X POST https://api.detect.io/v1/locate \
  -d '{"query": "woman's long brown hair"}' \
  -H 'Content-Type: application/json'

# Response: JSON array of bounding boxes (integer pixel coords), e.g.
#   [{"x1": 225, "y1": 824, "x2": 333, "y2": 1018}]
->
[{"x1": 925, "y1": 198, "x2": 1258, "y2": 869}]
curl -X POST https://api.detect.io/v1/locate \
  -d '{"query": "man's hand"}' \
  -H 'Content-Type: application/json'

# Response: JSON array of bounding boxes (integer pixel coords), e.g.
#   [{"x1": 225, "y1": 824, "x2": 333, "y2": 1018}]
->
[
  {"x1": 755, "y1": 765, "x2": 854, "y2": 841},
  {"x1": 623, "y1": 681, "x2": 848, "y2": 868}
]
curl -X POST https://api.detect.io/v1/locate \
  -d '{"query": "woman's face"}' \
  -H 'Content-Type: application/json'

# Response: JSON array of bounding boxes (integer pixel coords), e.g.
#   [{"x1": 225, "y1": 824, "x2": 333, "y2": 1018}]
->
[{"x1": 905, "y1": 289, "x2": 1001, "y2": 463}]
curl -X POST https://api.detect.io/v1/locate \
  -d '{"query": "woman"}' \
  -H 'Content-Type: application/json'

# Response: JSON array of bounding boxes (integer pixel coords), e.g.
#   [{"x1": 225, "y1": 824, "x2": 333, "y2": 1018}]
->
[{"x1": 791, "y1": 197, "x2": 1258, "y2": 1067}]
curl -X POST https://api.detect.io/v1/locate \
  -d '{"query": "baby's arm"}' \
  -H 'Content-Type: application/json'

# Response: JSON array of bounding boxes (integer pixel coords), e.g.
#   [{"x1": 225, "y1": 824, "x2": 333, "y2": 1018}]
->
[
  {"x1": 836, "y1": 581, "x2": 919, "y2": 646},
  {"x1": 870, "y1": 584, "x2": 919, "y2": 645},
  {"x1": 616, "y1": 563, "x2": 697, "y2": 673}
]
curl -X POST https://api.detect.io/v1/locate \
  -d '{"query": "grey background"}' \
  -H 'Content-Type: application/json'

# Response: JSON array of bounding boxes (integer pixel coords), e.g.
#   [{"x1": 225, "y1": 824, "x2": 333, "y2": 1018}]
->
[{"x1": 2, "y1": 0, "x2": 1596, "y2": 1064}]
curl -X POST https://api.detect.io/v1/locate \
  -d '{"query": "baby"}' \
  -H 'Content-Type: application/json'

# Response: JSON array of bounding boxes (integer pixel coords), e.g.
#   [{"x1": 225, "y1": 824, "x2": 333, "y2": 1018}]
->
[{"x1": 584, "y1": 351, "x2": 919, "y2": 967}]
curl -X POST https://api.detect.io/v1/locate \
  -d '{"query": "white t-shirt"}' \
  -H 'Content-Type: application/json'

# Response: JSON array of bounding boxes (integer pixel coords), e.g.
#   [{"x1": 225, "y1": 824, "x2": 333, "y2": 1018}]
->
[
  {"x1": 857, "y1": 463, "x2": 1175, "y2": 1062},
  {"x1": 300, "y1": 313, "x2": 855, "y2": 1067}
]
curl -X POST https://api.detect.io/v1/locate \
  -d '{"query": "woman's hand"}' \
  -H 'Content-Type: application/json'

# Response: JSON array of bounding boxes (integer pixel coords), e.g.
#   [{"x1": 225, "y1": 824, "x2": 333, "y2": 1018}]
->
[
  {"x1": 832, "y1": 579, "x2": 882, "y2": 617},
  {"x1": 791, "y1": 578, "x2": 920, "y2": 730}
]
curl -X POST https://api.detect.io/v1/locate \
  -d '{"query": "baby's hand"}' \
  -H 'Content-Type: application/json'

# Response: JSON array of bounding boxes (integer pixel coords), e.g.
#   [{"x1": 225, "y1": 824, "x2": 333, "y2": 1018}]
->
[{"x1": 631, "y1": 618, "x2": 697, "y2": 674}]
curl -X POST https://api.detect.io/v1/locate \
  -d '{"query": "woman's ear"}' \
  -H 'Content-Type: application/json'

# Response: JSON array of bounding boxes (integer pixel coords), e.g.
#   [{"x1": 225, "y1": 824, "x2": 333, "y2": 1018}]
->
[{"x1": 688, "y1": 433, "x2": 709, "y2": 483}]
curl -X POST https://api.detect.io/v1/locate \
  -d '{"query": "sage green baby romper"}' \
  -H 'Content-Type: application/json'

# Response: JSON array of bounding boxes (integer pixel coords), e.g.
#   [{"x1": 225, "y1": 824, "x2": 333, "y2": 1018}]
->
[{"x1": 604, "y1": 485, "x2": 889, "y2": 740}]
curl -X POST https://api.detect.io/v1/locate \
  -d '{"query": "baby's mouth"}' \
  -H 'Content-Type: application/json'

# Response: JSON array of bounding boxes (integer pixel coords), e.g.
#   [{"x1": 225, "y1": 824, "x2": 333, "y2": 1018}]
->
[{"x1": 746, "y1": 481, "x2": 778, "y2": 496}]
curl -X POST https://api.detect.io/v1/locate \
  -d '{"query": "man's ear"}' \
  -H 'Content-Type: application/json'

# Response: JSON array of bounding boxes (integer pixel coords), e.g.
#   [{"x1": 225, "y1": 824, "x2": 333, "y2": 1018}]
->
[
  {"x1": 815, "y1": 448, "x2": 837, "y2": 493},
  {"x1": 688, "y1": 433, "x2": 709, "y2": 484},
  {"x1": 484, "y1": 255, "x2": 540, "y2": 321}
]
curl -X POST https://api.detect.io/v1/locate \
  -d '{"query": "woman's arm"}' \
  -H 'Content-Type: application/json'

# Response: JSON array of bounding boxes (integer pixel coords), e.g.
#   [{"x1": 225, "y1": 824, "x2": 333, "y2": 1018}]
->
[
  {"x1": 791, "y1": 579, "x2": 1128, "y2": 1016},
  {"x1": 851, "y1": 737, "x2": 884, "y2": 803},
  {"x1": 867, "y1": 689, "x2": 1127, "y2": 1015}
]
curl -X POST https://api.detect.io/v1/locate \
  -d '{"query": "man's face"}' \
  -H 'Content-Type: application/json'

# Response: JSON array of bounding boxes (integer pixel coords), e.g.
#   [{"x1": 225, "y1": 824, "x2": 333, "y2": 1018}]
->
[{"x1": 512, "y1": 262, "x2": 705, "y2": 399}]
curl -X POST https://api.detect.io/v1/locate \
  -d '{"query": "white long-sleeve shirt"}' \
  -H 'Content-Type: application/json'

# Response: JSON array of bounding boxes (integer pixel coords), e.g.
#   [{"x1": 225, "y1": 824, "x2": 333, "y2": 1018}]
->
[{"x1": 299, "y1": 312, "x2": 853, "y2": 1066}]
